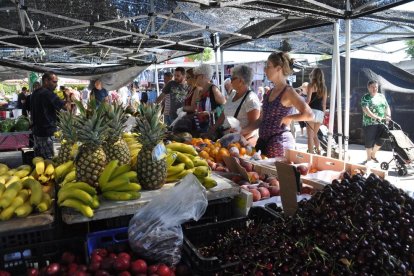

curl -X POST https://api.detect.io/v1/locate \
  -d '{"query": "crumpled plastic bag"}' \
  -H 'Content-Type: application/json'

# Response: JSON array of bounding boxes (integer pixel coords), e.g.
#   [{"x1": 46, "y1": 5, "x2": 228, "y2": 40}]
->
[
  {"x1": 219, "y1": 133, "x2": 249, "y2": 148},
  {"x1": 128, "y1": 174, "x2": 208, "y2": 265}
]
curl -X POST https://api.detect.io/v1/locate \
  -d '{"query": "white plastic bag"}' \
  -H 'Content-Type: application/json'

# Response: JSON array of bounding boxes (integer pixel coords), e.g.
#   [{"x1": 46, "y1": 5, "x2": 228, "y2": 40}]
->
[{"x1": 128, "y1": 174, "x2": 208, "y2": 265}]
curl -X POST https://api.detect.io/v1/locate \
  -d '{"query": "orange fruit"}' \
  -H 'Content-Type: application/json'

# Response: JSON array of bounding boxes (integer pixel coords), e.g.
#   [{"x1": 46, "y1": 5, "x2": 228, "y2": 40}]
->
[
  {"x1": 203, "y1": 138, "x2": 212, "y2": 145},
  {"x1": 216, "y1": 148, "x2": 230, "y2": 163},
  {"x1": 199, "y1": 150, "x2": 209, "y2": 160},
  {"x1": 210, "y1": 148, "x2": 219, "y2": 158},
  {"x1": 239, "y1": 147, "x2": 246, "y2": 156}
]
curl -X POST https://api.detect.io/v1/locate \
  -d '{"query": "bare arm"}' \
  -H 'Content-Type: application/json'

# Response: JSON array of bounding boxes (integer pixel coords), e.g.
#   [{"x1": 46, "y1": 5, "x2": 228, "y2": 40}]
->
[
  {"x1": 155, "y1": 92, "x2": 166, "y2": 104},
  {"x1": 241, "y1": 112, "x2": 262, "y2": 136},
  {"x1": 306, "y1": 84, "x2": 313, "y2": 104},
  {"x1": 322, "y1": 91, "x2": 327, "y2": 113},
  {"x1": 281, "y1": 88, "x2": 313, "y2": 126},
  {"x1": 183, "y1": 87, "x2": 200, "y2": 113},
  {"x1": 212, "y1": 86, "x2": 226, "y2": 105}
]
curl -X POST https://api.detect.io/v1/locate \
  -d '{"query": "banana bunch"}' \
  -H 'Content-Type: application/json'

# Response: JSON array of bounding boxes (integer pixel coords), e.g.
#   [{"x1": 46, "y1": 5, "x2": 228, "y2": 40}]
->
[
  {"x1": 98, "y1": 160, "x2": 141, "y2": 201},
  {"x1": 54, "y1": 160, "x2": 75, "y2": 183},
  {"x1": 0, "y1": 178, "x2": 53, "y2": 221},
  {"x1": 58, "y1": 181, "x2": 98, "y2": 218},
  {"x1": 0, "y1": 163, "x2": 33, "y2": 188},
  {"x1": 31, "y1": 157, "x2": 56, "y2": 185},
  {"x1": 166, "y1": 142, "x2": 217, "y2": 189},
  {"x1": 122, "y1": 132, "x2": 142, "y2": 170}
]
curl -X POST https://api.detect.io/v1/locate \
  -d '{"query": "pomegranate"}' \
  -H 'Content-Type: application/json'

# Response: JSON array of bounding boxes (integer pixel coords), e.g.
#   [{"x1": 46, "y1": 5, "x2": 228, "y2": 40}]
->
[
  {"x1": 113, "y1": 257, "x2": 130, "y2": 271},
  {"x1": 157, "y1": 264, "x2": 172, "y2": 276},
  {"x1": 130, "y1": 259, "x2": 147, "y2": 274}
]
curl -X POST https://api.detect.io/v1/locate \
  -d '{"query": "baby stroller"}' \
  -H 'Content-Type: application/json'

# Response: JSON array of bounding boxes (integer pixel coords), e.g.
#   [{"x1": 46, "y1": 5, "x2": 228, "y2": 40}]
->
[
  {"x1": 318, "y1": 124, "x2": 340, "y2": 159},
  {"x1": 379, "y1": 120, "x2": 414, "y2": 176}
]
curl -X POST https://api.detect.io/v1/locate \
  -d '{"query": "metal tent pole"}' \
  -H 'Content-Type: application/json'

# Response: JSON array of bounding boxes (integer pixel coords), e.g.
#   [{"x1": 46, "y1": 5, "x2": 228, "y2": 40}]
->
[
  {"x1": 220, "y1": 49, "x2": 225, "y2": 96},
  {"x1": 155, "y1": 63, "x2": 160, "y2": 97},
  {"x1": 336, "y1": 22, "x2": 343, "y2": 160},
  {"x1": 344, "y1": 19, "x2": 351, "y2": 161},
  {"x1": 327, "y1": 21, "x2": 339, "y2": 158},
  {"x1": 214, "y1": 47, "x2": 220, "y2": 87}
]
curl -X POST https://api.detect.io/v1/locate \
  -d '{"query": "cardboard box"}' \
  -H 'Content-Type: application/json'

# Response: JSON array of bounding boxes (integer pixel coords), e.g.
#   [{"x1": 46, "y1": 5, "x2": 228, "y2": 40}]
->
[
  {"x1": 233, "y1": 189, "x2": 253, "y2": 217},
  {"x1": 302, "y1": 155, "x2": 345, "y2": 189},
  {"x1": 345, "y1": 162, "x2": 387, "y2": 179},
  {"x1": 285, "y1": 149, "x2": 312, "y2": 165},
  {"x1": 240, "y1": 158, "x2": 278, "y2": 178},
  {"x1": 275, "y1": 161, "x2": 301, "y2": 216}
]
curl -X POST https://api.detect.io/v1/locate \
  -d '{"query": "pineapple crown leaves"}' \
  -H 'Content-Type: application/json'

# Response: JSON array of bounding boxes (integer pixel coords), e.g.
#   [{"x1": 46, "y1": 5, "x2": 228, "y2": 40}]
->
[
  {"x1": 133, "y1": 103, "x2": 167, "y2": 147},
  {"x1": 75, "y1": 106, "x2": 110, "y2": 147},
  {"x1": 57, "y1": 111, "x2": 77, "y2": 143},
  {"x1": 103, "y1": 102, "x2": 128, "y2": 142}
]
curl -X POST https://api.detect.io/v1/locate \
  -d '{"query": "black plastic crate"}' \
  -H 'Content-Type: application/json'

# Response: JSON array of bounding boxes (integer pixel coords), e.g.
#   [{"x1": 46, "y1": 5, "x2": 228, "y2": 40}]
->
[
  {"x1": 0, "y1": 237, "x2": 85, "y2": 275},
  {"x1": 184, "y1": 197, "x2": 234, "y2": 227},
  {"x1": 182, "y1": 207, "x2": 277, "y2": 275},
  {"x1": 0, "y1": 225, "x2": 56, "y2": 251},
  {"x1": 88, "y1": 214, "x2": 134, "y2": 232}
]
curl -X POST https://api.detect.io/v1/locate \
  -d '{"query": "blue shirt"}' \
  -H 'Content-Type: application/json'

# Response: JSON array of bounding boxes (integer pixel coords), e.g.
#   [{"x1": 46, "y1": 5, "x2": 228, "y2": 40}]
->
[{"x1": 93, "y1": 88, "x2": 108, "y2": 104}]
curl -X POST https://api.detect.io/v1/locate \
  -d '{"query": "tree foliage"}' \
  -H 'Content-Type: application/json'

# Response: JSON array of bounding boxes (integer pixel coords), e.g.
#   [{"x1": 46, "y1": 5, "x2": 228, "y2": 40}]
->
[
  {"x1": 405, "y1": 40, "x2": 414, "y2": 59},
  {"x1": 186, "y1": 48, "x2": 213, "y2": 62}
]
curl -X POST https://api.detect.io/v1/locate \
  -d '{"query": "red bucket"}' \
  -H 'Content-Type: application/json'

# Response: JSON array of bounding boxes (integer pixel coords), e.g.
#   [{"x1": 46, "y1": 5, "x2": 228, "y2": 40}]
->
[{"x1": 0, "y1": 110, "x2": 7, "y2": 120}]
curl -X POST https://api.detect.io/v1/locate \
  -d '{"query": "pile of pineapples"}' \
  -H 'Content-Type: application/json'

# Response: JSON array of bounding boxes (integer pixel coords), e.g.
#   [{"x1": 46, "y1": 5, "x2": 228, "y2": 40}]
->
[{"x1": 56, "y1": 101, "x2": 168, "y2": 191}]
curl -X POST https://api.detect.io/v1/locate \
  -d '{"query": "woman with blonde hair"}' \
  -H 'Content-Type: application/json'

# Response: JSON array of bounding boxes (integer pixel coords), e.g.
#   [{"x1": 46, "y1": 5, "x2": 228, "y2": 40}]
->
[
  {"x1": 306, "y1": 68, "x2": 327, "y2": 154},
  {"x1": 243, "y1": 52, "x2": 313, "y2": 157}
]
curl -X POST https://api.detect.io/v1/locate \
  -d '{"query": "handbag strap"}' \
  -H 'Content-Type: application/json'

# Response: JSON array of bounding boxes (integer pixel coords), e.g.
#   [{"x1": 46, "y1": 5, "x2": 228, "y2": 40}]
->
[{"x1": 234, "y1": 90, "x2": 252, "y2": 119}]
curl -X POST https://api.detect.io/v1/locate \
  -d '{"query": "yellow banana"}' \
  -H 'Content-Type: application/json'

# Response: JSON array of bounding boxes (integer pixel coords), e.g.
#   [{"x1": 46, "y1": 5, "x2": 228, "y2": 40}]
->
[
  {"x1": 0, "y1": 175, "x2": 7, "y2": 185},
  {"x1": 110, "y1": 164, "x2": 131, "y2": 180},
  {"x1": 61, "y1": 170, "x2": 76, "y2": 185},
  {"x1": 0, "y1": 163, "x2": 9, "y2": 175},
  {"x1": 166, "y1": 142, "x2": 198, "y2": 156},
  {"x1": 175, "y1": 152, "x2": 194, "y2": 169},
  {"x1": 193, "y1": 158, "x2": 209, "y2": 167},
  {"x1": 102, "y1": 191, "x2": 141, "y2": 201},
  {"x1": 101, "y1": 176, "x2": 129, "y2": 192},
  {"x1": 32, "y1": 156, "x2": 44, "y2": 165},
  {"x1": 5, "y1": 175, "x2": 21, "y2": 187},
  {"x1": 166, "y1": 169, "x2": 194, "y2": 183},
  {"x1": 22, "y1": 178, "x2": 43, "y2": 206},
  {"x1": 37, "y1": 193, "x2": 52, "y2": 212},
  {"x1": 6, "y1": 169, "x2": 17, "y2": 176},
  {"x1": 16, "y1": 165, "x2": 32, "y2": 172},
  {"x1": 14, "y1": 202, "x2": 33, "y2": 217},
  {"x1": 10, "y1": 189, "x2": 30, "y2": 208},
  {"x1": 167, "y1": 163, "x2": 185, "y2": 177},
  {"x1": 60, "y1": 182, "x2": 97, "y2": 195},
  {"x1": 32, "y1": 158, "x2": 45, "y2": 175},
  {"x1": 201, "y1": 176, "x2": 218, "y2": 189},
  {"x1": 38, "y1": 174, "x2": 50, "y2": 184},
  {"x1": 55, "y1": 160, "x2": 74, "y2": 181},
  {"x1": 91, "y1": 195, "x2": 100, "y2": 209},
  {"x1": 14, "y1": 169, "x2": 31, "y2": 178},
  {"x1": 0, "y1": 183, "x2": 5, "y2": 197},
  {"x1": 58, "y1": 188, "x2": 94, "y2": 206},
  {"x1": 60, "y1": 198, "x2": 94, "y2": 218},
  {"x1": 0, "y1": 205, "x2": 17, "y2": 220},
  {"x1": 102, "y1": 181, "x2": 141, "y2": 193},
  {"x1": 166, "y1": 152, "x2": 178, "y2": 168},
  {"x1": 45, "y1": 163, "x2": 55, "y2": 176},
  {"x1": 193, "y1": 166, "x2": 210, "y2": 179},
  {"x1": 0, "y1": 181, "x2": 23, "y2": 208},
  {"x1": 98, "y1": 160, "x2": 119, "y2": 188}
]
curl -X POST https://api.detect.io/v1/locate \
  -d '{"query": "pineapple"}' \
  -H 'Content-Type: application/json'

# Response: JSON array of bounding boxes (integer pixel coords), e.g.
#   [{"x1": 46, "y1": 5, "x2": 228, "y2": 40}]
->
[
  {"x1": 75, "y1": 104, "x2": 108, "y2": 187},
  {"x1": 133, "y1": 104, "x2": 167, "y2": 190},
  {"x1": 56, "y1": 111, "x2": 78, "y2": 165},
  {"x1": 103, "y1": 103, "x2": 131, "y2": 165}
]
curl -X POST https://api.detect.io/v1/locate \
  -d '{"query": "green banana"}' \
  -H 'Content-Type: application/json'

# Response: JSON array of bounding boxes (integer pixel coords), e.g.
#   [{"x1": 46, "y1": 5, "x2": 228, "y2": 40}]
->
[
  {"x1": 175, "y1": 152, "x2": 194, "y2": 169},
  {"x1": 166, "y1": 152, "x2": 177, "y2": 168},
  {"x1": 60, "y1": 182, "x2": 97, "y2": 195},
  {"x1": 102, "y1": 191, "x2": 141, "y2": 201},
  {"x1": 0, "y1": 205, "x2": 17, "y2": 220},
  {"x1": 22, "y1": 178, "x2": 43, "y2": 206},
  {"x1": 61, "y1": 170, "x2": 76, "y2": 185},
  {"x1": 166, "y1": 142, "x2": 198, "y2": 156},
  {"x1": 193, "y1": 166, "x2": 210, "y2": 179},
  {"x1": 166, "y1": 169, "x2": 193, "y2": 183},
  {"x1": 10, "y1": 189, "x2": 30, "y2": 208},
  {"x1": 100, "y1": 176, "x2": 130, "y2": 192},
  {"x1": 91, "y1": 195, "x2": 100, "y2": 209},
  {"x1": 98, "y1": 160, "x2": 119, "y2": 188},
  {"x1": 109, "y1": 164, "x2": 131, "y2": 180},
  {"x1": 201, "y1": 176, "x2": 218, "y2": 189},
  {"x1": 0, "y1": 163, "x2": 9, "y2": 175},
  {"x1": 0, "y1": 183, "x2": 5, "y2": 197},
  {"x1": 54, "y1": 160, "x2": 74, "y2": 181},
  {"x1": 14, "y1": 201, "x2": 33, "y2": 218},
  {"x1": 104, "y1": 182, "x2": 142, "y2": 192},
  {"x1": 193, "y1": 158, "x2": 209, "y2": 167},
  {"x1": 37, "y1": 193, "x2": 52, "y2": 213},
  {"x1": 0, "y1": 181, "x2": 23, "y2": 209},
  {"x1": 59, "y1": 198, "x2": 94, "y2": 218},
  {"x1": 167, "y1": 163, "x2": 186, "y2": 177},
  {"x1": 5, "y1": 175, "x2": 20, "y2": 187},
  {"x1": 58, "y1": 188, "x2": 94, "y2": 206}
]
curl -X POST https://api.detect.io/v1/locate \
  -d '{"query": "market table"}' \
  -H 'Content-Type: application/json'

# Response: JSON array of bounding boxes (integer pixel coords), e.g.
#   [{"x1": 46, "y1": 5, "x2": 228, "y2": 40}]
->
[
  {"x1": 0, "y1": 131, "x2": 31, "y2": 151},
  {"x1": 61, "y1": 172, "x2": 240, "y2": 224},
  {"x1": 0, "y1": 212, "x2": 54, "y2": 234}
]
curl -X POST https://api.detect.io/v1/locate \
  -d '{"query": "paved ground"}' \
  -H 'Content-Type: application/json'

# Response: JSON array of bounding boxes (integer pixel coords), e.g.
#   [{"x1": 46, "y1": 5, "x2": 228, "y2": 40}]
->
[{"x1": 292, "y1": 126, "x2": 414, "y2": 196}]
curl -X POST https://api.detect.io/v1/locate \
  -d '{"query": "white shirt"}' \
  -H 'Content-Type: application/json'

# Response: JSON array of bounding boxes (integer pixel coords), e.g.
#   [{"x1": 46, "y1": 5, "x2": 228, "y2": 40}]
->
[
  {"x1": 119, "y1": 87, "x2": 130, "y2": 106},
  {"x1": 223, "y1": 90, "x2": 261, "y2": 130}
]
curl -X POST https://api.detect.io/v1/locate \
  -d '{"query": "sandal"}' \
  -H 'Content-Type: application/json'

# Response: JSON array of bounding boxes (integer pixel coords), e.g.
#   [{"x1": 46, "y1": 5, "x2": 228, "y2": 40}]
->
[{"x1": 371, "y1": 157, "x2": 379, "y2": 163}]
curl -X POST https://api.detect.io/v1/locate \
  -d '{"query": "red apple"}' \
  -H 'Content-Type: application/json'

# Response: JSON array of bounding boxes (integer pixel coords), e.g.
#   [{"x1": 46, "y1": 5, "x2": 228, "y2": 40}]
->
[
  {"x1": 77, "y1": 265, "x2": 87, "y2": 272},
  {"x1": 231, "y1": 175, "x2": 243, "y2": 183},
  {"x1": 95, "y1": 270, "x2": 110, "y2": 276},
  {"x1": 67, "y1": 263, "x2": 78, "y2": 274},
  {"x1": 118, "y1": 272, "x2": 131, "y2": 276},
  {"x1": 268, "y1": 186, "x2": 280, "y2": 196},
  {"x1": 92, "y1": 248, "x2": 108, "y2": 258},
  {"x1": 297, "y1": 165, "x2": 309, "y2": 176},
  {"x1": 27, "y1": 268, "x2": 39, "y2": 276},
  {"x1": 46, "y1": 263, "x2": 60, "y2": 275},
  {"x1": 250, "y1": 189, "x2": 261, "y2": 202},
  {"x1": 130, "y1": 259, "x2": 147, "y2": 274},
  {"x1": 88, "y1": 261, "x2": 101, "y2": 273},
  {"x1": 113, "y1": 257, "x2": 130, "y2": 271},
  {"x1": 247, "y1": 172, "x2": 260, "y2": 183},
  {"x1": 157, "y1": 264, "x2": 172, "y2": 276},
  {"x1": 90, "y1": 253, "x2": 103, "y2": 264},
  {"x1": 258, "y1": 187, "x2": 270, "y2": 198},
  {"x1": 117, "y1": 252, "x2": 131, "y2": 262}
]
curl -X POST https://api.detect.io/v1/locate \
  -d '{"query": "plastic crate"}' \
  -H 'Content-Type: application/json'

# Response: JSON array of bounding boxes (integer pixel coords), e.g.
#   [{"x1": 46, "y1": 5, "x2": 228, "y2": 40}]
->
[
  {"x1": 86, "y1": 227, "x2": 129, "y2": 259},
  {"x1": 88, "y1": 214, "x2": 134, "y2": 232},
  {"x1": 0, "y1": 237, "x2": 85, "y2": 275},
  {"x1": 0, "y1": 225, "x2": 56, "y2": 251},
  {"x1": 184, "y1": 197, "x2": 234, "y2": 227},
  {"x1": 182, "y1": 207, "x2": 277, "y2": 275}
]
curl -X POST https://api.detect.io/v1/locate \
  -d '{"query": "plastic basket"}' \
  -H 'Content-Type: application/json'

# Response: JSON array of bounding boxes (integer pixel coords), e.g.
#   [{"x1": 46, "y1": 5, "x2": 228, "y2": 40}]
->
[
  {"x1": 0, "y1": 237, "x2": 85, "y2": 275},
  {"x1": 182, "y1": 207, "x2": 277, "y2": 275},
  {"x1": 184, "y1": 197, "x2": 234, "y2": 227},
  {"x1": 86, "y1": 227, "x2": 129, "y2": 259},
  {"x1": 88, "y1": 214, "x2": 133, "y2": 232},
  {"x1": 0, "y1": 225, "x2": 56, "y2": 251}
]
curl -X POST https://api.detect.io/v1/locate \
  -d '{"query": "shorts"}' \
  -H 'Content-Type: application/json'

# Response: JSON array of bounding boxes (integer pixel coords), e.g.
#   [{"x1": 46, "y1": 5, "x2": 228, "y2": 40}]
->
[
  {"x1": 311, "y1": 109, "x2": 324, "y2": 124},
  {"x1": 363, "y1": 124, "x2": 386, "y2": 148},
  {"x1": 33, "y1": 136, "x2": 54, "y2": 160}
]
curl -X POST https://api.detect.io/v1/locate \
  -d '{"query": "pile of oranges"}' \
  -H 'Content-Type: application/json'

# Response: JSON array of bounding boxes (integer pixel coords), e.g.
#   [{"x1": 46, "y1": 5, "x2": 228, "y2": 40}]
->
[{"x1": 190, "y1": 138, "x2": 254, "y2": 164}]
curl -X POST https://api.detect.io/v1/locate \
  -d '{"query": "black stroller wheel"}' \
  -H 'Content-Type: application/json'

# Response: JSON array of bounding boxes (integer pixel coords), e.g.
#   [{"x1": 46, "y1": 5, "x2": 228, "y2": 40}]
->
[
  {"x1": 380, "y1": 162, "x2": 389, "y2": 170},
  {"x1": 398, "y1": 168, "x2": 406, "y2": 176}
]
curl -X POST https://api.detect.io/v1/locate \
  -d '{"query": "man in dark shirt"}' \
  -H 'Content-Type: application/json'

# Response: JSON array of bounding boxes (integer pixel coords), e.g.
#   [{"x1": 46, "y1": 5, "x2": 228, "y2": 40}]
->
[
  {"x1": 17, "y1": 87, "x2": 28, "y2": 116},
  {"x1": 91, "y1": 79, "x2": 109, "y2": 105},
  {"x1": 25, "y1": 81, "x2": 41, "y2": 117},
  {"x1": 30, "y1": 72, "x2": 69, "y2": 159}
]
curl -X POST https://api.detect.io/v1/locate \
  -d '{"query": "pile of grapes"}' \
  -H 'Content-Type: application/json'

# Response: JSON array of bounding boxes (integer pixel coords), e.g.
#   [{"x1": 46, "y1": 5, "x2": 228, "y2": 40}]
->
[{"x1": 197, "y1": 173, "x2": 414, "y2": 275}]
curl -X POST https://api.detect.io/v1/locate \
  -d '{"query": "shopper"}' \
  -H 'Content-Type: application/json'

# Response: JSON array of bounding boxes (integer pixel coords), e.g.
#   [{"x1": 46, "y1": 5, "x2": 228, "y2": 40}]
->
[
  {"x1": 30, "y1": 72, "x2": 71, "y2": 159},
  {"x1": 17, "y1": 87, "x2": 28, "y2": 117},
  {"x1": 209, "y1": 65, "x2": 261, "y2": 145},
  {"x1": 361, "y1": 80, "x2": 391, "y2": 164},
  {"x1": 306, "y1": 69, "x2": 327, "y2": 154},
  {"x1": 156, "y1": 68, "x2": 188, "y2": 125},
  {"x1": 90, "y1": 79, "x2": 109, "y2": 105},
  {"x1": 245, "y1": 52, "x2": 313, "y2": 158}
]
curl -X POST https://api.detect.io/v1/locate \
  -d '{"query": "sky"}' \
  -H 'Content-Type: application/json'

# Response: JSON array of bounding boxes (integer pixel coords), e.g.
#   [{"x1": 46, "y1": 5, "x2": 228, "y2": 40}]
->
[{"x1": 212, "y1": 2, "x2": 414, "y2": 65}]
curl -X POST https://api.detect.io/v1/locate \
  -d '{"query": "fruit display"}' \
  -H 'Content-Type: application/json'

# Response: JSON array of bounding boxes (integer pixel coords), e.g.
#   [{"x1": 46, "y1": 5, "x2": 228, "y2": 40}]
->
[
  {"x1": 58, "y1": 181, "x2": 99, "y2": 218},
  {"x1": 0, "y1": 169, "x2": 52, "y2": 221},
  {"x1": 166, "y1": 142, "x2": 217, "y2": 189},
  {"x1": 56, "y1": 111, "x2": 78, "y2": 165},
  {"x1": 0, "y1": 116, "x2": 30, "y2": 133},
  {"x1": 103, "y1": 103, "x2": 131, "y2": 166},
  {"x1": 122, "y1": 132, "x2": 142, "y2": 170},
  {"x1": 133, "y1": 104, "x2": 167, "y2": 190},
  {"x1": 190, "y1": 173, "x2": 414, "y2": 275}
]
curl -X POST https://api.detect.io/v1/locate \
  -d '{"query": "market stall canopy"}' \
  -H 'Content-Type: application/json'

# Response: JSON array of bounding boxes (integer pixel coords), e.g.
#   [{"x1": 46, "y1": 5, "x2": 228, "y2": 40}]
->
[{"x1": 0, "y1": 0, "x2": 413, "y2": 77}]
